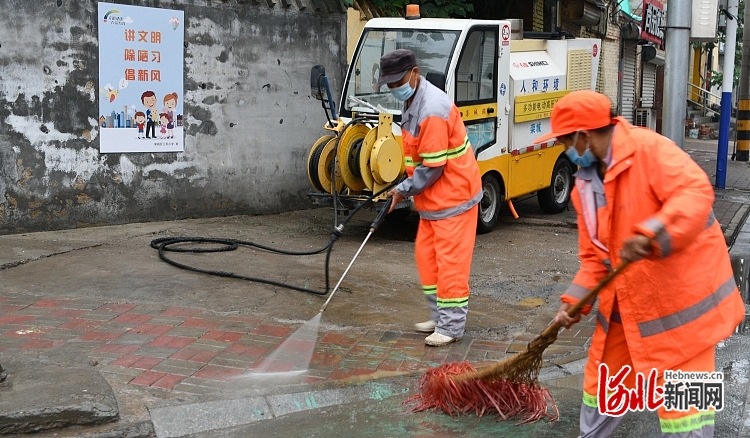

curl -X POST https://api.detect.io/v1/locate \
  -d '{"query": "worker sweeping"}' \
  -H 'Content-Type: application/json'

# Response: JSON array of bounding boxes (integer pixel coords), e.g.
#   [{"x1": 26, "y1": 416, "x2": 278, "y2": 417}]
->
[
  {"x1": 380, "y1": 49, "x2": 482, "y2": 347},
  {"x1": 531, "y1": 90, "x2": 745, "y2": 437}
]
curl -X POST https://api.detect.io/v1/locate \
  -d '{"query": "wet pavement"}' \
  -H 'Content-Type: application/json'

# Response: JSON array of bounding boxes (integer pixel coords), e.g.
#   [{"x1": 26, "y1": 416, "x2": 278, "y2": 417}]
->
[{"x1": 0, "y1": 137, "x2": 749, "y2": 437}]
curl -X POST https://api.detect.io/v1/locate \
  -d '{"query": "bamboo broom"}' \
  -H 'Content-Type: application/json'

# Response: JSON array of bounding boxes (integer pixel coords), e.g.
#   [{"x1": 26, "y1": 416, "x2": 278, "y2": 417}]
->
[{"x1": 404, "y1": 260, "x2": 631, "y2": 424}]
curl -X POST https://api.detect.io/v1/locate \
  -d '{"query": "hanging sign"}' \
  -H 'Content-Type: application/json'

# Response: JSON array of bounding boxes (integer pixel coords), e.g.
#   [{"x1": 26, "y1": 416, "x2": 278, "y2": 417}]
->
[{"x1": 641, "y1": 0, "x2": 665, "y2": 45}]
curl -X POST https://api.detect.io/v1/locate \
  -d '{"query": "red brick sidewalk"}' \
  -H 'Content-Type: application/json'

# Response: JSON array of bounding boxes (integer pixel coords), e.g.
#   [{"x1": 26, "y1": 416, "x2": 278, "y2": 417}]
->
[{"x1": 5, "y1": 295, "x2": 579, "y2": 395}]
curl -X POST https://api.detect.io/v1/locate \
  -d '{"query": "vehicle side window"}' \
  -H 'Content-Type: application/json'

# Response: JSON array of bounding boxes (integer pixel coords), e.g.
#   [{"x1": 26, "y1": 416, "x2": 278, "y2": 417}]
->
[
  {"x1": 455, "y1": 29, "x2": 497, "y2": 104},
  {"x1": 455, "y1": 27, "x2": 498, "y2": 152}
]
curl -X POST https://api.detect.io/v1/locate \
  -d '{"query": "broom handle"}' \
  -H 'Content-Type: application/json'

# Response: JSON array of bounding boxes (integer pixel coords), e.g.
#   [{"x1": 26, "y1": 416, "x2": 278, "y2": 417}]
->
[{"x1": 539, "y1": 259, "x2": 631, "y2": 339}]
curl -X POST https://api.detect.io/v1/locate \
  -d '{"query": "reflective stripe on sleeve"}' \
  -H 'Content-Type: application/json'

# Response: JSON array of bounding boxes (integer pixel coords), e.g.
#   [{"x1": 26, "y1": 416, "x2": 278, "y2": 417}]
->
[
  {"x1": 404, "y1": 156, "x2": 422, "y2": 168},
  {"x1": 564, "y1": 283, "x2": 589, "y2": 300},
  {"x1": 419, "y1": 136, "x2": 470, "y2": 165}
]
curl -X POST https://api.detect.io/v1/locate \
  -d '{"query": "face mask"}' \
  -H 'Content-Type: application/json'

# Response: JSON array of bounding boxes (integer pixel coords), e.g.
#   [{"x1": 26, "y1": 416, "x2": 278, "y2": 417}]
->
[
  {"x1": 564, "y1": 131, "x2": 597, "y2": 167},
  {"x1": 389, "y1": 70, "x2": 416, "y2": 101}
]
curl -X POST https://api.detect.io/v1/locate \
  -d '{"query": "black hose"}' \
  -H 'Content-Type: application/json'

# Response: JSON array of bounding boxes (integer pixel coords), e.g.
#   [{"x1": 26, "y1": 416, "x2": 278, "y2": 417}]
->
[
  {"x1": 317, "y1": 74, "x2": 334, "y2": 129},
  {"x1": 151, "y1": 236, "x2": 333, "y2": 295},
  {"x1": 150, "y1": 179, "x2": 400, "y2": 296}
]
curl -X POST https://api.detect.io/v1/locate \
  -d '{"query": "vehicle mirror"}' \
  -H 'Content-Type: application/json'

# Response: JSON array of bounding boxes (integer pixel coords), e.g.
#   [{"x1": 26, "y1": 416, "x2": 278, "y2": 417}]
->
[
  {"x1": 426, "y1": 72, "x2": 446, "y2": 92},
  {"x1": 310, "y1": 65, "x2": 326, "y2": 100}
]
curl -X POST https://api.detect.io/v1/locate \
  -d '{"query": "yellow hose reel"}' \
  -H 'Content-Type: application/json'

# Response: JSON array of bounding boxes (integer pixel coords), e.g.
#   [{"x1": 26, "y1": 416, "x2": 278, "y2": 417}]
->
[
  {"x1": 307, "y1": 113, "x2": 404, "y2": 196},
  {"x1": 307, "y1": 134, "x2": 344, "y2": 194}
]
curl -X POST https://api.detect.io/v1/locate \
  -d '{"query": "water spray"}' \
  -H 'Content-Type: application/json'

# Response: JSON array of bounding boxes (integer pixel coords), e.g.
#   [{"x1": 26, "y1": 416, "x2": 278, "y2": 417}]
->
[
  {"x1": 242, "y1": 197, "x2": 396, "y2": 378},
  {"x1": 319, "y1": 197, "x2": 394, "y2": 313}
]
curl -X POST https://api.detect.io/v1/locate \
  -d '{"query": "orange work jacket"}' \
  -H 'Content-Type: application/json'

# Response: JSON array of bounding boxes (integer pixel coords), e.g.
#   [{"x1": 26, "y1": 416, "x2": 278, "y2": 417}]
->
[
  {"x1": 562, "y1": 117, "x2": 745, "y2": 372},
  {"x1": 401, "y1": 78, "x2": 481, "y2": 217}
]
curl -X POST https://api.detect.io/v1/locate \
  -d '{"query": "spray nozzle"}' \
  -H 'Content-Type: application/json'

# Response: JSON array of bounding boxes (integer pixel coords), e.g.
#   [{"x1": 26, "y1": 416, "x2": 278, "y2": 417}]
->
[{"x1": 369, "y1": 198, "x2": 394, "y2": 233}]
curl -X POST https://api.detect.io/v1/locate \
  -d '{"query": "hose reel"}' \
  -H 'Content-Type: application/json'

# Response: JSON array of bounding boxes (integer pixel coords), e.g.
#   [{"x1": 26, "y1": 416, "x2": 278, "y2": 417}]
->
[
  {"x1": 307, "y1": 113, "x2": 404, "y2": 197},
  {"x1": 307, "y1": 134, "x2": 344, "y2": 194}
]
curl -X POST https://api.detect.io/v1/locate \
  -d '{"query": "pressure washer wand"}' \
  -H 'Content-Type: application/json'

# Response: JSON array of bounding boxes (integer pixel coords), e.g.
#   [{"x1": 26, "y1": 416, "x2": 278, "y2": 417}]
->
[{"x1": 319, "y1": 197, "x2": 394, "y2": 313}]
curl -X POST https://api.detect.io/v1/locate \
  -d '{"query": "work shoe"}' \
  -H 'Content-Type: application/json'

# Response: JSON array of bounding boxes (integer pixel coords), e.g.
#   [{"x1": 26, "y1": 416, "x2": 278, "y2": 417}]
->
[
  {"x1": 414, "y1": 320, "x2": 437, "y2": 333},
  {"x1": 424, "y1": 332, "x2": 460, "y2": 347}
]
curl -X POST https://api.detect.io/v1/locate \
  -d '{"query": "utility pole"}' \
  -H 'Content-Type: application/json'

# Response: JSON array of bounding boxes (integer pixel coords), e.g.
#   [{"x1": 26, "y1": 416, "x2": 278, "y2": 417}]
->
[
  {"x1": 717, "y1": 0, "x2": 739, "y2": 187},
  {"x1": 662, "y1": 0, "x2": 692, "y2": 147},
  {"x1": 738, "y1": 0, "x2": 750, "y2": 161}
]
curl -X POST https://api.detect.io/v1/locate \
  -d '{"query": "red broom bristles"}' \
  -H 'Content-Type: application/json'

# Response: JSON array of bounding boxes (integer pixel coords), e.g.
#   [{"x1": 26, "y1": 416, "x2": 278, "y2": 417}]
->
[
  {"x1": 404, "y1": 262, "x2": 632, "y2": 424},
  {"x1": 403, "y1": 361, "x2": 559, "y2": 425}
]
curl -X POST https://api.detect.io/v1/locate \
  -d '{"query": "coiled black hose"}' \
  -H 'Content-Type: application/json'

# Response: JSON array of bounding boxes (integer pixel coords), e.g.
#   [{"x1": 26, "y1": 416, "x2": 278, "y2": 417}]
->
[{"x1": 150, "y1": 180, "x2": 398, "y2": 296}]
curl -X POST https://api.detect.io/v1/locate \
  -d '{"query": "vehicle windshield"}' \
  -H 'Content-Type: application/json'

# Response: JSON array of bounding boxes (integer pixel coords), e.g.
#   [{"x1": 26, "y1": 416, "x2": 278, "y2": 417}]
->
[{"x1": 342, "y1": 28, "x2": 460, "y2": 116}]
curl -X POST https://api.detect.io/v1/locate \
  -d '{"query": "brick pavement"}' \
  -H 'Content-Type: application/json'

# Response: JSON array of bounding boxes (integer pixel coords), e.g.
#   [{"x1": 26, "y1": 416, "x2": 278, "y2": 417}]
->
[{"x1": 0, "y1": 294, "x2": 596, "y2": 395}]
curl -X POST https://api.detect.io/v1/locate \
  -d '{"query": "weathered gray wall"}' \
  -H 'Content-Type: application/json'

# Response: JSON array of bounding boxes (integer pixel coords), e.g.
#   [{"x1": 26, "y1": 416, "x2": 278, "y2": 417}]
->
[{"x1": 0, "y1": 0, "x2": 347, "y2": 234}]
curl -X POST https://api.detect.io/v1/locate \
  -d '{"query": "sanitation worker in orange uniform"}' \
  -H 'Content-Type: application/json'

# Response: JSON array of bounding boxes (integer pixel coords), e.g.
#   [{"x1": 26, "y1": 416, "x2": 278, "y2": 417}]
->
[
  {"x1": 380, "y1": 49, "x2": 482, "y2": 347},
  {"x1": 533, "y1": 90, "x2": 745, "y2": 437}
]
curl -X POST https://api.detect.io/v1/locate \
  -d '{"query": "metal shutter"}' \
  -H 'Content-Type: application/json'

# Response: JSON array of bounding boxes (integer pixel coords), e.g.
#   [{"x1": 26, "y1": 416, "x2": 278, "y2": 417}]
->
[
  {"x1": 621, "y1": 42, "x2": 637, "y2": 123},
  {"x1": 641, "y1": 62, "x2": 657, "y2": 108}
]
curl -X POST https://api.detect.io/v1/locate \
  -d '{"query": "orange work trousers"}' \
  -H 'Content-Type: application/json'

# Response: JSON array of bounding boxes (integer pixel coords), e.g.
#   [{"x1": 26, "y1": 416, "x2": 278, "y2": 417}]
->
[
  {"x1": 414, "y1": 205, "x2": 477, "y2": 339},
  {"x1": 580, "y1": 314, "x2": 717, "y2": 437}
]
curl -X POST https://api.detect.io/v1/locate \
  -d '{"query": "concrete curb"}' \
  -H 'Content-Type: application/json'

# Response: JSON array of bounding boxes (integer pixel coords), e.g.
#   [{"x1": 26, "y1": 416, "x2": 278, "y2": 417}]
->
[
  {"x1": 0, "y1": 356, "x2": 119, "y2": 435},
  {"x1": 148, "y1": 379, "x2": 413, "y2": 437},
  {"x1": 30, "y1": 420, "x2": 155, "y2": 438},
  {"x1": 727, "y1": 204, "x2": 750, "y2": 249}
]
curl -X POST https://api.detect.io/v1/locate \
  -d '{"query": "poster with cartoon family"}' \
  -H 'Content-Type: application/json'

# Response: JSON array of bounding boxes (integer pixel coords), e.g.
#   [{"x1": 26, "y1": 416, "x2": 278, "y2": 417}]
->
[{"x1": 98, "y1": 3, "x2": 184, "y2": 153}]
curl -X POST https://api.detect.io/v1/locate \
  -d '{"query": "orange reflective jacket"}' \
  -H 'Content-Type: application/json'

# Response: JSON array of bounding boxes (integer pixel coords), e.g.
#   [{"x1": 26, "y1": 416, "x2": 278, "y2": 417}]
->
[{"x1": 562, "y1": 117, "x2": 745, "y2": 372}]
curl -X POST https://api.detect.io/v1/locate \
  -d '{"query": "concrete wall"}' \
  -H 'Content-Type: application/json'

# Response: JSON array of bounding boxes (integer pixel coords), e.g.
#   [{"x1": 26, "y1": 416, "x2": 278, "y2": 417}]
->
[{"x1": 0, "y1": 0, "x2": 347, "y2": 234}]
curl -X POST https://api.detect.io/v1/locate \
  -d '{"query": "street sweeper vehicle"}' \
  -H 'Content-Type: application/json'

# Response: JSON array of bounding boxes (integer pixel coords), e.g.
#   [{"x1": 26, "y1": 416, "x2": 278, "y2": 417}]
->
[{"x1": 308, "y1": 10, "x2": 600, "y2": 234}]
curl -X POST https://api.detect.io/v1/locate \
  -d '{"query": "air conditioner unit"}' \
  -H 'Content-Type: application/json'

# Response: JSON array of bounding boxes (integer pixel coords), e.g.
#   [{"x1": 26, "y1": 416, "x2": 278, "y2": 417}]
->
[{"x1": 635, "y1": 108, "x2": 656, "y2": 131}]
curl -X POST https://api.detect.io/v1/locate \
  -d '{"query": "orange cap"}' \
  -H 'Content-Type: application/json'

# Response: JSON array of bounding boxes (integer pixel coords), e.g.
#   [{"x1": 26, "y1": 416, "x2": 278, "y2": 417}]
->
[{"x1": 532, "y1": 90, "x2": 613, "y2": 144}]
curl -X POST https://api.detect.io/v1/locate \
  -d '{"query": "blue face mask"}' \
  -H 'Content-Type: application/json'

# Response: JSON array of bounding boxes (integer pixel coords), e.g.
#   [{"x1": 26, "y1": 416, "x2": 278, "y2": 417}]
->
[
  {"x1": 564, "y1": 131, "x2": 597, "y2": 167},
  {"x1": 389, "y1": 70, "x2": 416, "y2": 101}
]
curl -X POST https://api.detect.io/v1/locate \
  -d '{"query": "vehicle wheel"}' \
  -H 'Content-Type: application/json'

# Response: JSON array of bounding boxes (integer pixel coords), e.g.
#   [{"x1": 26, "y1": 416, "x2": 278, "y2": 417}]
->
[
  {"x1": 477, "y1": 174, "x2": 502, "y2": 234},
  {"x1": 538, "y1": 158, "x2": 573, "y2": 213}
]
